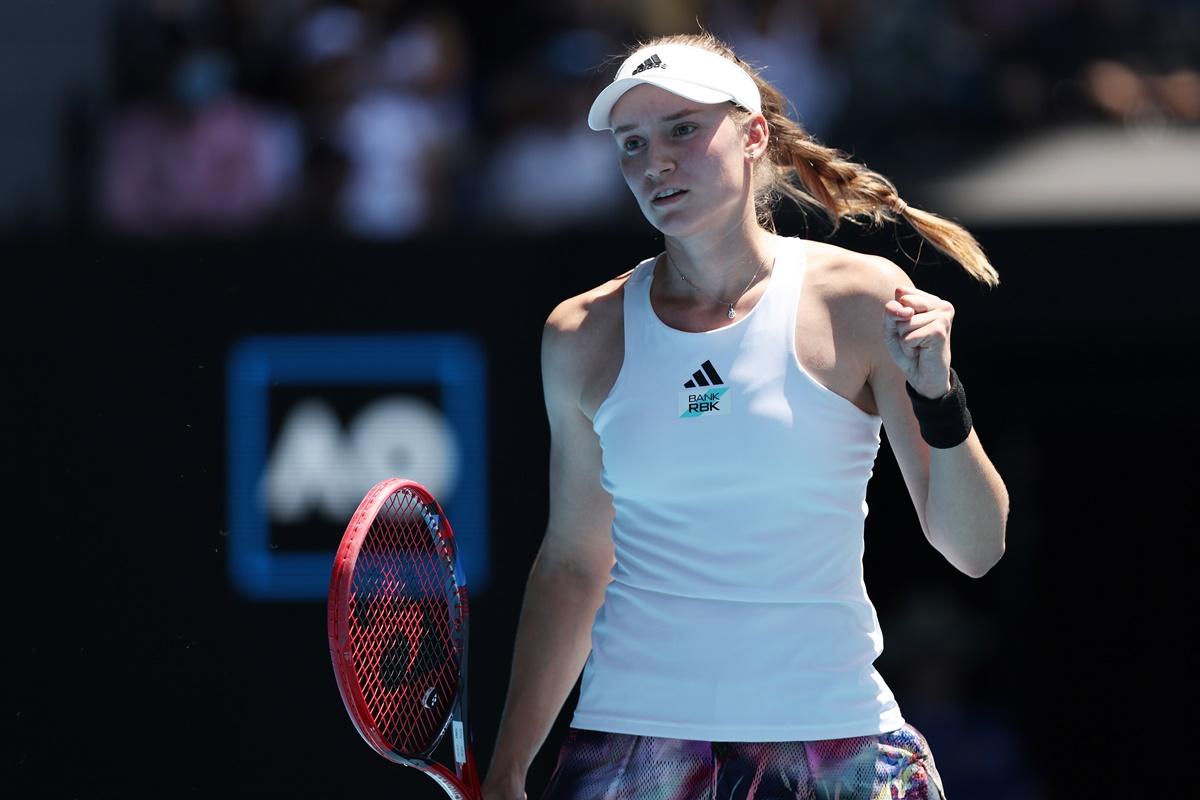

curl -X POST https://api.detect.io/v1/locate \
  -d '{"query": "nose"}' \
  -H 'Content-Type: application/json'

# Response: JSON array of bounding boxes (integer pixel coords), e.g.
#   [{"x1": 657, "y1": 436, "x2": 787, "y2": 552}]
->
[{"x1": 644, "y1": 142, "x2": 674, "y2": 180}]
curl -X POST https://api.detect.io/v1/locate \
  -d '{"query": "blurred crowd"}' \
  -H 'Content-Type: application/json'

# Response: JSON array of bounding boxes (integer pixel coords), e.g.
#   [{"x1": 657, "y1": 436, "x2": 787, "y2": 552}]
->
[{"x1": 93, "y1": 0, "x2": 1199, "y2": 237}]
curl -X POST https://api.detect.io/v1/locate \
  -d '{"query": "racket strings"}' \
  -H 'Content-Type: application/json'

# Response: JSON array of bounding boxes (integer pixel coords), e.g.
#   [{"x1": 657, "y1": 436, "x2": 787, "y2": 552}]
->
[{"x1": 348, "y1": 489, "x2": 463, "y2": 755}]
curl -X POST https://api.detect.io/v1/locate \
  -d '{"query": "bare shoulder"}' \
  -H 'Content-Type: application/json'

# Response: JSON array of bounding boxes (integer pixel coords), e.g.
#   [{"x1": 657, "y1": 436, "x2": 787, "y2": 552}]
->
[
  {"x1": 802, "y1": 239, "x2": 912, "y2": 307},
  {"x1": 542, "y1": 268, "x2": 634, "y2": 397},
  {"x1": 545, "y1": 270, "x2": 630, "y2": 341},
  {"x1": 798, "y1": 239, "x2": 914, "y2": 389}
]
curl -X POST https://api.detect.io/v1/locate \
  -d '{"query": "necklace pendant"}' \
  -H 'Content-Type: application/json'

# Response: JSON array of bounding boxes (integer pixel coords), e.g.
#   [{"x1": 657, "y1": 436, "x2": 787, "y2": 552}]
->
[{"x1": 727, "y1": 305, "x2": 737, "y2": 319}]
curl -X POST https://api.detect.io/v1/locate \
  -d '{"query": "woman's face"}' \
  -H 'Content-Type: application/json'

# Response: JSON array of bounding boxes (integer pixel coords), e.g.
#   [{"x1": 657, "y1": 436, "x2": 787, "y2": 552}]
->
[{"x1": 609, "y1": 84, "x2": 759, "y2": 238}]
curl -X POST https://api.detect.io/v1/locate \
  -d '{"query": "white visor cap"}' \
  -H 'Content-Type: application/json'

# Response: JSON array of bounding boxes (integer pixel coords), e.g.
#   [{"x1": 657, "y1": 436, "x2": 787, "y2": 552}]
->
[{"x1": 588, "y1": 43, "x2": 762, "y2": 131}]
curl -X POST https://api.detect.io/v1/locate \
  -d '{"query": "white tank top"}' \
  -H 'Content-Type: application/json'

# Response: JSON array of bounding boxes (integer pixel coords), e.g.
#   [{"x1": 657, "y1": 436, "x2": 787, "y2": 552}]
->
[{"x1": 571, "y1": 235, "x2": 906, "y2": 741}]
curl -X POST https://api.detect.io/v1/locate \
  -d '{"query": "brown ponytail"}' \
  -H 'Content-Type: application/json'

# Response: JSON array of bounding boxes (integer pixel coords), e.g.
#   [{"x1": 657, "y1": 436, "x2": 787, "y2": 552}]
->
[{"x1": 633, "y1": 31, "x2": 999, "y2": 287}]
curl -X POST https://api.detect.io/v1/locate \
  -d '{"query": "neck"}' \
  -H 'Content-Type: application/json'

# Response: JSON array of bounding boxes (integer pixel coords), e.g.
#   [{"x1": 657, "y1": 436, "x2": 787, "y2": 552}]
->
[{"x1": 661, "y1": 221, "x2": 776, "y2": 302}]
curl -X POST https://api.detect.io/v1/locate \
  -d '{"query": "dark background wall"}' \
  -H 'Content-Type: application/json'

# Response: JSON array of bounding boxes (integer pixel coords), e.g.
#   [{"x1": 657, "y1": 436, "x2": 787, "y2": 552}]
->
[{"x1": 3, "y1": 0, "x2": 1198, "y2": 797}]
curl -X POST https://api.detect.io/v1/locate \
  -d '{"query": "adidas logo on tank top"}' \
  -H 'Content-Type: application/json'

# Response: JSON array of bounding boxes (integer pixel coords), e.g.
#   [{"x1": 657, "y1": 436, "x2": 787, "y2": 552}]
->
[{"x1": 678, "y1": 359, "x2": 729, "y2": 418}]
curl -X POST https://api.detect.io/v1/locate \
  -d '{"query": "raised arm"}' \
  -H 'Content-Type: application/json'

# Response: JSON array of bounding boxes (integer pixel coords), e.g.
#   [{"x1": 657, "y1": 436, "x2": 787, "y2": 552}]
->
[
  {"x1": 867, "y1": 260, "x2": 1009, "y2": 578},
  {"x1": 481, "y1": 299, "x2": 618, "y2": 800}
]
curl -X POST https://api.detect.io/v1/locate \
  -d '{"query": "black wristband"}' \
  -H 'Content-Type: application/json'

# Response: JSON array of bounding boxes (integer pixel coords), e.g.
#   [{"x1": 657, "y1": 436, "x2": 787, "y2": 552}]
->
[{"x1": 905, "y1": 367, "x2": 972, "y2": 449}]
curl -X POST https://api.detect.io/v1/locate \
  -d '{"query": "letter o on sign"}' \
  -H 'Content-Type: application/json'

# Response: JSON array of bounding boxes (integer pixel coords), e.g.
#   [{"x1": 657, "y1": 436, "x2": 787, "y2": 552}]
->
[{"x1": 350, "y1": 396, "x2": 461, "y2": 499}]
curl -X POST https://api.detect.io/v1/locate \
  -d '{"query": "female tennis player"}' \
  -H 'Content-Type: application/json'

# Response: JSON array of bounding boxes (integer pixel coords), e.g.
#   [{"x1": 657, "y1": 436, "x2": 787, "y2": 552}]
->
[{"x1": 482, "y1": 30, "x2": 1009, "y2": 800}]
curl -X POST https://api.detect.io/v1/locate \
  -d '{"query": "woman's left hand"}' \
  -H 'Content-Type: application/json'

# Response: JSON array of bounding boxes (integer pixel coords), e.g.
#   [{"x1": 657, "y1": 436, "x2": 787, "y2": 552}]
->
[{"x1": 883, "y1": 286, "x2": 954, "y2": 399}]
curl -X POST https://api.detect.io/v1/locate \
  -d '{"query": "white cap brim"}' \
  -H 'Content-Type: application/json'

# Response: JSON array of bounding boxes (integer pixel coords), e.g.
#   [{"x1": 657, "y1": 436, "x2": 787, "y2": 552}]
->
[
  {"x1": 588, "y1": 76, "x2": 739, "y2": 131},
  {"x1": 587, "y1": 44, "x2": 762, "y2": 132}
]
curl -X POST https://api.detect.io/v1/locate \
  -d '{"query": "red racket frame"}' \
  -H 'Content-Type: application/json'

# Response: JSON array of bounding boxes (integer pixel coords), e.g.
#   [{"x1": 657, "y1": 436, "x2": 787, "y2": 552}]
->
[{"x1": 328, "y1": 477, "x2": 482, "y2": 800}]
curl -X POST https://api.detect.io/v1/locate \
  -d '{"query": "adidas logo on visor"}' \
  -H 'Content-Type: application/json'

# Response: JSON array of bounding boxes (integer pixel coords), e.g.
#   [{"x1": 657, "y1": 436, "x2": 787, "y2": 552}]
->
[
  {"x1": 679, "y1": 360, "x2": 729, "y2": 418},
  {"x1": 631, "y1": 54, "x2": 665, "y2": 75}
]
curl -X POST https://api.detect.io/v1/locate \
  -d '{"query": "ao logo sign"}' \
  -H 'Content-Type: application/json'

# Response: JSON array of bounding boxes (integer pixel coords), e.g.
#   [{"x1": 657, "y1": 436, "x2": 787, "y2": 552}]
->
[
  {"x1": 263, "y1": 396, "x2": 459, "y2": 524},
  {"x1": 226, "y1": 335, "x2": 488, "y2": 601}
]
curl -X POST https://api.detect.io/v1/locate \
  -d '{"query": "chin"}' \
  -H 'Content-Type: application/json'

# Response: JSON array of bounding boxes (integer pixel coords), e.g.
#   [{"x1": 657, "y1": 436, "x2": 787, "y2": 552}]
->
[
  {"x1": 644, "y1": 197, "x2": 746, "y2": 239},
  {"x1": 642, "y1": 208, "x2": 704, "y2": 238}
]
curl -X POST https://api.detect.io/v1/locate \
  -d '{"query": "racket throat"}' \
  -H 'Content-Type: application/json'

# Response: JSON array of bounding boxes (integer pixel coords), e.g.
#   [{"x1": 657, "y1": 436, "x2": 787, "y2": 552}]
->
[{"x1": 451, "y1": 720, "x2": 467, "y2": 765}]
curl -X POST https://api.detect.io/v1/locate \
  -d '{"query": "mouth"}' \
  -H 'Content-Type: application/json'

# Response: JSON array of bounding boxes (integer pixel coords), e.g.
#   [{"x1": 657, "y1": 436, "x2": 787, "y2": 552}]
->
[{"x1": 651, "y1": 188, "x2": 687, "y2": 206}]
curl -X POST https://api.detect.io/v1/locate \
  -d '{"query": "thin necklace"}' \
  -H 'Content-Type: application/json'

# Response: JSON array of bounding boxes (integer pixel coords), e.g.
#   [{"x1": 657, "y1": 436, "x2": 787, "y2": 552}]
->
[{"x1": 667, "y1": 249, "x2": 772, "y2": 319}]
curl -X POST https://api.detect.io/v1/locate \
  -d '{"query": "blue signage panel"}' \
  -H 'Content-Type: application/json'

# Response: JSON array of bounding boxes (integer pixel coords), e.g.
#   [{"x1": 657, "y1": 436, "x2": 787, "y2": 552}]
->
[{"x1": 226, "y1": 334, "x2": 488, "y2": 601}]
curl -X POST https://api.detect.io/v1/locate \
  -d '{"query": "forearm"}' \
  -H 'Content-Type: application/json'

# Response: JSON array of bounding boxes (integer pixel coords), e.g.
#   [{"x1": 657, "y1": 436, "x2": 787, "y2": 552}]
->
[
  {"x1": 486, "y1": 557, "x2": 608, "y2": 780},
  {"x1": 925, "y1": 430, "x2": 1009, "y2": 577}
]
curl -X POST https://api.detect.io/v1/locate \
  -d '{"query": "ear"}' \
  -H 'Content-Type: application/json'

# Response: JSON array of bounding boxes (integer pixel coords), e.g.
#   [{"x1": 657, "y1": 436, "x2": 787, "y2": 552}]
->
[{"x1": 744, "y1": 113, "x2": 770, "y2": 161}]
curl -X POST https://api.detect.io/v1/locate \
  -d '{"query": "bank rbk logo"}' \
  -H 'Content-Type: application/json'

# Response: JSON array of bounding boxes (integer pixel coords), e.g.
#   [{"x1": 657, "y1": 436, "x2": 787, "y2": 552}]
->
[{"x1": 678, "y1": 360, "x2": 730, "y2": 418}]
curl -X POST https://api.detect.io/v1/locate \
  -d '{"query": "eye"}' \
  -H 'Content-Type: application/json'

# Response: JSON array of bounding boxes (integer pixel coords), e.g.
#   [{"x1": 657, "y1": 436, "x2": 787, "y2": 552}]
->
[
  {"x1": 621, "y1": 137, "x2": 644, "y2": 154},
  {"x1": 674, "y1": 123, "x2": 697, "y2": 136}
]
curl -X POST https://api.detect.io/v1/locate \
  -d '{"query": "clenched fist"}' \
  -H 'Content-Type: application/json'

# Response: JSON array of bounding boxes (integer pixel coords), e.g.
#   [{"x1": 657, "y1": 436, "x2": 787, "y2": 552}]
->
[{"x1": 883, "y1": 286, "x2": 954, "y2": 399}]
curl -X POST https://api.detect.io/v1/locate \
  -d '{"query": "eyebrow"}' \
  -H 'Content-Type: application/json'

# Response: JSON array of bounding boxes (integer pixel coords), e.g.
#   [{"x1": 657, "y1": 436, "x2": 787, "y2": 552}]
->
[{"x1": 612, "y1": 108, "x2": 703, "y2": 135}]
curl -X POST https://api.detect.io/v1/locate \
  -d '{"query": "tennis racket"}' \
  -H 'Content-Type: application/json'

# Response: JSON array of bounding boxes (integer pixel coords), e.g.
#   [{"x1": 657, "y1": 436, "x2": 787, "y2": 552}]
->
[{"x1": 328, "y1": 477, "x2": 482, "y2": 800}]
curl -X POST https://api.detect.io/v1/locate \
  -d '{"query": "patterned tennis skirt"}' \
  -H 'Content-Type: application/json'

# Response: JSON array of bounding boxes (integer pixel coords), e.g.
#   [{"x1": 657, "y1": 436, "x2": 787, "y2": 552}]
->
[{"x1": 541, "y1": 724, "x2": 945, "y2": 800}]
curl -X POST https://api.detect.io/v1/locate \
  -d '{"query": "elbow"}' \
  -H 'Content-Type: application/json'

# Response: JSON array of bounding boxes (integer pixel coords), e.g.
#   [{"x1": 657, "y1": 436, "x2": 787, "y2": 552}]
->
[
  {"x1": 929, "y1": 521, "x2": 1006, "y2": 579},
  {"x1": 934, "y1": 492, "x2": 1009, "y2": 579},
  {"x1": 970, "y1": 496, "x2": 1010, "y2": 577},
  {"x1": 531, "y1": 551, "x2": 615, "y2": 591},
  {"x1": 961, "y1": 541, "x2": 1005, "y2": 578},
  {"x1": 962, "y1": 521, "x2": 1007, "y2": 578}
]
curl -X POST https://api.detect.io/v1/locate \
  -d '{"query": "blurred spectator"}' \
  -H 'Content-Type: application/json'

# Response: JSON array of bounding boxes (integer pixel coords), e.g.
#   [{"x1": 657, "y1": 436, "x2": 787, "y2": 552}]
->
[
  {"x1": 1085, "y1": 60, "x2": 1200, "y2": 123},
  {"x1": 966, "y1": 0, "x2": 1200, "y2": 132},
  {"x1": 99, "y1": 49, "x2": 302, "y2": 235},
  {"x1": 707, "y1": 0, "x2": 851, "y2": 138},
  {"x1": 293, "y1": 2, "x2": 470, "y2": 238},
  {"x1": 98, "y1": 1, "x2": 302, "y2": 235},
  {"x1": 79, "y1": 0, "x2": 1200, "y2": 238},
  {"x1": 477, "y1": 29, "x2": 630, "y2": 233},
  {"x1": 1076, "y1": 0, "x2": 1200, "y2": 126}
]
